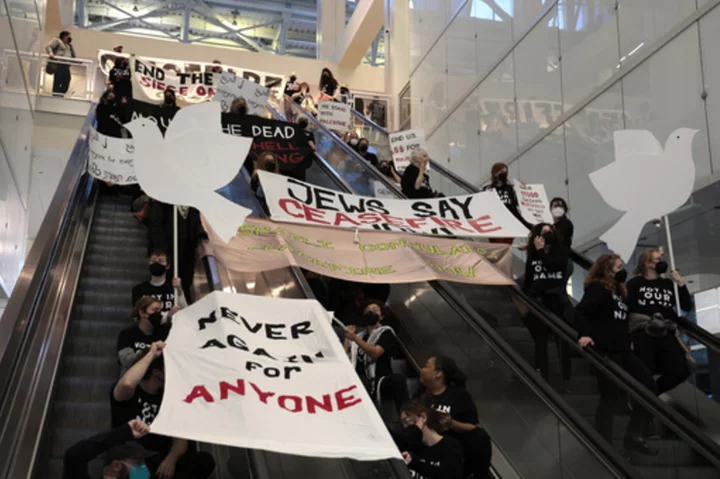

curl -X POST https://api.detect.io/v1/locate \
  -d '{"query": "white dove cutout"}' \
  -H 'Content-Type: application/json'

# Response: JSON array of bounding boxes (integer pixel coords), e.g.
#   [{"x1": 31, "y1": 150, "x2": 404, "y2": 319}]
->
[
  {"x1": 124, "y1": 101, "x2": 252, "y2": 242},
  {"x1": 590, "y1": 128, "x2": 698, "y2": 261}
]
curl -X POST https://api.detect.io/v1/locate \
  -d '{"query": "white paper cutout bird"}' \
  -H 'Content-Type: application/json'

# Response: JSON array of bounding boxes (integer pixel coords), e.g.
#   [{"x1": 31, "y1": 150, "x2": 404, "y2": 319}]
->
[
  {"x1": 124, "y1": 101, "x2": 253, "y2": 242},
  {"x1": 590, "y1": 128, "x2": 698, "y2": 261}
]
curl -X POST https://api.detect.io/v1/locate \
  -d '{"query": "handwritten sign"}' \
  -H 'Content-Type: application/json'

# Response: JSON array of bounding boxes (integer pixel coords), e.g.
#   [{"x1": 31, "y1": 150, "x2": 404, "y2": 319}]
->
[
  {"x1": 317, "y1": 101, "x2": 351, "y2": 132},
  {"x1": 389, "y1": 129, "x2": 427, "y2": 173},
  {"x1": 87, "y1": 126, "x2": 137, "y2": 185},
  {"x1": 514, "y1": 183, "x2": 553, "y2": 224},
  {"x1": 214, "y1": 72, "x2": 270, "y2": 115}
]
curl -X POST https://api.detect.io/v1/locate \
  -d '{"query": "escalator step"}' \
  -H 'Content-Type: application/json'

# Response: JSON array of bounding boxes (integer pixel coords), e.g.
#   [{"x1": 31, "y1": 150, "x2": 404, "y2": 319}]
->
[
  {"x1": 637, "y1": 466, "x2": 720, "y2": 479},
  {"x1": 73, "y1": 290, "x2": 130, "y2": 308},
  {"x1": 51, "y1": 401, "x2": 109, "y2": 431},
  {"x1": 87, "y1": 243, "x2": 151, "y2": 257},
  {"x1": 82, "y1": 263, "x2": 148, "y2": 279},
  {"x1": 615, "y1": 439, "x2": 697, "y2": 467},
  {"x1": 53, "y1": 377, "x2": 114, "y2": 403},
  {"x1": 60, "y1": 355, "x2": 119, "y2": 379},
  {"x1": 73, "y1": 303, "x2": 130, "y2": 318},
  {"x1": 68, "y1": 317, "x2": 131, "y2": 338},
  {"x1": 77, "y1": 276, "x2": 138, "y2": 291},
  {"x1": 63, "y1": 336, "x2": 118, "y2": 361}
]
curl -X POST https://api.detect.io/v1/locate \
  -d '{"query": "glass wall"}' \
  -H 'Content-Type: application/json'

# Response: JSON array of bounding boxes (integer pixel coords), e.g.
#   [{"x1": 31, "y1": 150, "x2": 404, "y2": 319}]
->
[{"x1": 406, "y1": 0, "x2": 720, "y2": 291}]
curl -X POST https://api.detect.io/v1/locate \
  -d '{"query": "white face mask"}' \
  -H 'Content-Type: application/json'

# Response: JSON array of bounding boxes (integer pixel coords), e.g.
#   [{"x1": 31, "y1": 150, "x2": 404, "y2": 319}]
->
[
  {"x1": 349, "y1": 139, "x2": 358, "y2": 146},
  {"x1": 551, "y1": 207, "x2": 565, "y2": 218}
]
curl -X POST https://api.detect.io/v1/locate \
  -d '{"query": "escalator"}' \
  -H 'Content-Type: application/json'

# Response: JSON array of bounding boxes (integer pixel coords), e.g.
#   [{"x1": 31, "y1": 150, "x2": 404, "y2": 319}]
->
[{"x1": 270, "y1": 97, "x2": 720, "y2": 478}]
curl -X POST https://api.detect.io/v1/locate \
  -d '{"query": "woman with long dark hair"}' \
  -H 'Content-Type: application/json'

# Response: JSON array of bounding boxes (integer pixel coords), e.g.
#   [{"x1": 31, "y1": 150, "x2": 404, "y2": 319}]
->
[
  {"x1": 576, "y1": 254, "x2": 658, "y2": 455},
  {"x1": 318, "y1": 67, "x2": 338, "y2": 99},
  {"x1": 522, "y1": 222, "x2": 572, "y2": 386}
]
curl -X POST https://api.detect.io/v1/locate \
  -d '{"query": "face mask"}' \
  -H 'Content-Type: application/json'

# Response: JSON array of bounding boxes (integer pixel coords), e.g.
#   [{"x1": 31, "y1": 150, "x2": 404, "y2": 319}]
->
[
  {"x1": 363, "y1": 311, "x2": 380, "y2": 327},
  {"x1": 266, "y1": 162, "x2": 276, "y2": 171},
  {"x1": 349, "y1": 139, "x2": 358, "y2": 146},
  {"x1": 380, "y1": 165, "x2": 391, "y2": 176},
  {"x1": 497, "y1": 172, "x2": 508, "y2": 184},
  {"x1": 67, "y1": 37, "x2": 72, "y2": 44},
  {"x1": 615, "y1": 269, "x2": 628, "y2": 284},
  {"x1": 149, "y1": 262, "x2": 166, "y2": 277},
  {"x1": 551, "y1": 207, "x2": 565, "y2": 218},
  {"x1": 655, "y1": 261, "x2": 669, "y2": 275},
  {"x1": 148, "y1": 312, "x2": 163, "y2": 329},
  {"x1": 359, "y1": 145, "x2": 368, "y2": 154},
  {"x1": 289, "y1": 76, "x2": 297, "y2": 82},
  {"x1": 126, "y1": 464, "x2": 151, "y2": 479},
  {"x1": 542, "y1": 231, "x2": 555, "y2": 245}
]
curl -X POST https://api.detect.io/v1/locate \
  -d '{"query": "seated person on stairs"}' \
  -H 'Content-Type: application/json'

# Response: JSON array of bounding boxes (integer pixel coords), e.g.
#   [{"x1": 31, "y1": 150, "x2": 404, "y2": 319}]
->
[
  {"x1": 117, "y1": 296, "x2": 180, "y2": 371},
  {"x1": 131, "y1": 249, "x2": 187, "y2": 314}
]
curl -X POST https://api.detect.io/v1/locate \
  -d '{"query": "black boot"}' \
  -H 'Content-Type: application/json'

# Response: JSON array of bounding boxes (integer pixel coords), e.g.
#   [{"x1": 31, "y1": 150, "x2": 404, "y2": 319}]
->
[{"x1": 622, "y1": 435, "x2": 658, "y2": 456}]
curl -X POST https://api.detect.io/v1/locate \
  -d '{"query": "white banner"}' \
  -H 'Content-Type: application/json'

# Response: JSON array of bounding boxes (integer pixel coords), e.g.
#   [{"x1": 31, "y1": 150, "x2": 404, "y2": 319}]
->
[
  {"x1": 131, "y1": 56, "x2": 216, "y2": 104},
  {"x1": 258, "y1": 171, "x2": 529, "y2": 238},
  {"x1": 213, "y1": 72, "x2": 269, "y2": 115},
  {"x1": 389, "y1": 129, "x2": 427, "y2": 173},
  {"x1": 318, "y1": 101, "x2": 351, "y2": 132},
  {"x1": 150, "y1": 291, "x2": 401, "y2": 461},
  {"x1": 87, "y1": 126, "x2": 137, "y2": 185},
  {"x1": 514, "y1": 183, "x2": 553, "y2": 225}
]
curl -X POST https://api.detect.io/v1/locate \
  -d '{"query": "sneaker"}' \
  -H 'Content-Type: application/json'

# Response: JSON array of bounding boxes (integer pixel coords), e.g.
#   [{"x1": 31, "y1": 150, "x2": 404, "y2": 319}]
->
[{"x1": 622, "y1": 436, "x2": 659, "y2": 456}]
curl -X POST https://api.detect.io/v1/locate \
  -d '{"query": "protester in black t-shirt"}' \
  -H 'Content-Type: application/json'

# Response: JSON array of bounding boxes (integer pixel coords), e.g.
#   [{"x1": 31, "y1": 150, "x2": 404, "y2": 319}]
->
[
  {"x1": 284, "y1": 72, "x2": 300, "y2": 98},
  {"x1": 132, "y1": 249, "x2": 186, "y2": 313},
  {"x1": 420, "y1": 356, "x2": 491, "y2": 479},
  {"x1": 111, "y1": 341, "x2": 215, "y2": 478},
  {"x1": 109, "y1": 57, "x2": 132, "y2": 102},
  {"x1": 319, "y1": 67, "x2": 338, "y2": 98},
  {"x1": 63, "y1": 419, "x2": 152, "y2": 479},
  {"x1": 344, "y1": 299, "x2": 408, "y2": 412},
  {"x1": 378, "y1": 159, "x2": 402, "y2": 184},
  {"x1": 626, "y1": 248, "x2": 692, "y2": 395},
  {"x1": 482, "y1": 162, "x2": 532, "y2": 241},
  {"x1": 522, "y1": 223, "x2": 572, "y2": 385},
  {"x1": 356, "y1": 138, "x2": 379, "y2": 167},
  {"x1": 576, "y1": 254, "x2": 658, "y2": 456},
  {"x1": 401, "y1": 149, "x2": 441, "y2": 199},
  {"x1": 399, "y1": 401, "x2": 464, "y2": 479},
  {"x1": 96, "y1": 90, "x2": 124, "y2": 138},
  {"x1": 117, "y1": 296, "x2": 178, "y2": 370}
]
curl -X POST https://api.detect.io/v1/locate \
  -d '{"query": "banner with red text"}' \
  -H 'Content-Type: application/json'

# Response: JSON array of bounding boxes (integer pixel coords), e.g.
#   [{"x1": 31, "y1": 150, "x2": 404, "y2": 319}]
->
[
  {"x1": 514, "y1": 182, "x2": 553, "y2": 224},
  {"x1": 205, "y1": 217, "x2": 513, "y2": 284},
  {"x1": 131, "y1": 56, "x2": 216, "y2": 104},
  {"x1": 258, "y1": 171, "x2": 529, "y2": 238},
  {"x1": 150, "y1": 291, "x2": 401, "y2": 460}
]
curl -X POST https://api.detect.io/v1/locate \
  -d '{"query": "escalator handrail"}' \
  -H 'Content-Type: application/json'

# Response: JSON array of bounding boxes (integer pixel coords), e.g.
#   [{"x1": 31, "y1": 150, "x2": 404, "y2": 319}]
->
[
  {"x1": 282, "y1": 97, "x2": 644, "y2": 478},
  {"x1": 350, "y1": 108, "x2": 720, "y2": 358}
]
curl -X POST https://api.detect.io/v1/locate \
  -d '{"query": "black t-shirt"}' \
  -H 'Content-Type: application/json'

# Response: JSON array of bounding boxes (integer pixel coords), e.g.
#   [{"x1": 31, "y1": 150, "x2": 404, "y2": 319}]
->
[
  {"x1": 402, "y1": 164, "x2": 434, "y2": 199},
  {"x1": 284, "y1": 80, "x2": 300, "y2": 98},
  {"x1": 523, "y1": 247, "x2": 569, "y2": 295},
  {"x1": 554, "y1": 216, "x2": 574, "y2": 248},
  {"x1": 575, "y1": 282, "x2": 630, "y2": 352},
  {"x1": 626, "y1": 276, "x2": 693, "y2": 320},
  {"x1": 426, "y1": 387, "x2": 479, "y2": 429},
  {"x1": 357, "y1": 329, "x2": 399, "y2": 385},
  {"x1": 408, "y1": 436, "x2": 464, "y2": 479},
  {"x1": 132, "y1": 280, "x2": 175, "y2": 313},
  {"x1": 484, "y1": 183, "x2": 531, "y2": 228},
  {"x1": 359, "y1": 151, "x2": 379, "y2": 167},
  {"x1": 109, "y1": 66, "x2": 132, "y2": 99},
  {"x1": 110, "y1": 383, "x2": 170, "y2": 452},
  {"x1": 117, "y1": 324, "x2": 170, "y2": 359}
]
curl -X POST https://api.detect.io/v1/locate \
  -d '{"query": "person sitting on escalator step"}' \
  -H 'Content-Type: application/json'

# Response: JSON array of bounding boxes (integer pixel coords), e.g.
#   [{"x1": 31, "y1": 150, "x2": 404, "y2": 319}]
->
[
  {"x1": 401, "y1": 149, "x2": 442, "y2": 199},
  {"x1": 132, "y1": 249, "x2": 186, "y2": 314},
  {"x1": 117, "y1": 296, "x2": 179, "y2": 371},
  {"x1": 356, "y1": 138, "x2": 379, "y2": 167},
  {"x1": 419, "y1": 356, "x2": 492, "y2": 479}
]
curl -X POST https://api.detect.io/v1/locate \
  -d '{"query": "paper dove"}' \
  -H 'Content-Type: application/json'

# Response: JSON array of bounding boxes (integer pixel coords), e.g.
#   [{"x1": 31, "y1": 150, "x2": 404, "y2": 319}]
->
[
  {"x1": 124, "y1": 101, "x2": 252, "y2": 242},
  {"x1": 590, "y1": 128, "x2": 698, "y2": 261}
]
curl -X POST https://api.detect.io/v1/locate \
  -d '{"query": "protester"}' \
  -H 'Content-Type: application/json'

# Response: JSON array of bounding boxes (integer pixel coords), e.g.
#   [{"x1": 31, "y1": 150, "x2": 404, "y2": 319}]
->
[
  {"x1": 229, "y1": 96, "x2": 248, "y2": 115},
  {"x1": 339, "y1": 84, "x2": 351, "y2": 104},
  {"x1": 401, "y1": 149, "x2": 441, "y2": 199},
  {"x1": 161, "y1": 88, "x2": 178, "y2": 109},
  {"x1": 63, "y1": 419, "x2": 153, "y2": 479},
  {"x1": 284, "y1": 71, "x2": 300, "y2": 98},
  {"x1": 522, "y1": 223, "x2": 573, "y2": 386},
  {"x1": 131, "y1": 249, "x2": 187, "y2": 313},
  {"x1": 482, "y1": 162, "x2": 532, "y2": 231},
  {"x1": 210, "y1": 60, "x2": 223, "y2": 74},
  {"x1": 111, "y1": 342, "x2": 215, "y2": 478},
  {"x1": 356, "y1": 138, "x2": 379, "y2": 167},
  {"x1": 284, "y1": 116, "x2": 316, "y2": 183},
  {"x1": 419, "y1": 356, "x2": 492, "y2": 479},
  {"x1": 319, "y1": 67, "x2": 338, "y2": 99},
  {"x1": 399, "y1": 401, "x2": 464, "y2": 479},
  {"x1": 96, "y1": 90, "x2": 123, "y2": 137},
  {"x1": 367, "y1": 97, "x2": 387, "y2": 127},
  {"x1": 343, "y1": 130, "x2": 360, "y2": 148},
  {"x1": 109, "y1": 57, "x2": 132, "y2": 103},
  {"x1": 250, "y1": 151, "x2": 279, "y2": 204},
  {"x1": 344, "y1": 299, "x2": 408, "y2": 412},
  {"x1": 117, "y1": 296, "x2": 179, "y2": 370},
  {"x1": 576, "y1": 254, "x2": 658, "y2": 455},
  {"x1": 379, "y1": 159, "x2": 402, "y2": 184},
  {"x1": 45, "y1": 30, "x2": 76, "y2": 96},
  {"x1": 550, "y1": 197, "x2": 573, "y2": 248},
  {"x1": 112, "y1": 45, "x2": 124, "y2": 54},
  {"x1": 626, "y1": 248, "x2": 693, "y2": 395}
]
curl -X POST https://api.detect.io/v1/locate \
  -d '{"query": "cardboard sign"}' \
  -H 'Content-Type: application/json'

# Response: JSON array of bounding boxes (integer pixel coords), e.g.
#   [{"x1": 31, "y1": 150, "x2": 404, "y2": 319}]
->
[
  {"x1": 204, "y1": 217, "x2": 513, "y2": 284},
  {"x1": 87, "y1": 126, "x2": 137, "y2": 185},
  {"x1": 258, "y1": 171, "x2": 530, "y2": 238},
  {"x1": 317, "y1": 101, "x2": 351, "y2": 132},
  {"x1": 514, "y1": 183, "x2": 553, "y2": 225},
  {"x1": 389, "y1": 129, "x2": 427, "y2": 173},
  {"x1": 150, "y1": 291, "x2": 402, "y2": 461},
  {"x1": 214, "y1": 72, "x2": 270, "y2": 116},
  {"x1": 131, "y1": 56, "x2": 216, "y2": 104}
]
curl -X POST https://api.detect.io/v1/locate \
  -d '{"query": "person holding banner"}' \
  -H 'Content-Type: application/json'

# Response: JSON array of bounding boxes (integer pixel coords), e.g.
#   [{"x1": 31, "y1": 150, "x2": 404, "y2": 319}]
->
[
  {"x1": 522, "y1": 223, "x2": 573, "y2": 387},
  {"x1": 117, "y1": 296, "x2": 179, "y2": 371},
  {"x1": 550, "y1": 197, "x2": 574, "y2": 248},
  {"x1": 131, "y1": 249, "x2": 187, "y2": 313},
  {"x1": 229, "y1": 96, "x2": 248, "y2": 116},
  {"x1": 483, "y1": 163, "x2": 532, "y2": 242},
  {"x1": 319, "y1": 67, "x2": 338, "y2": 100},
  {"x1": 161, "y1": 88, "x2": 178, "y2": 109},
  {"x1": 109, "y1": 57, "x2": 132, "y2": 103},
  {"x1": 401, "y1": 149, "x2": 442, "y2": 199}
]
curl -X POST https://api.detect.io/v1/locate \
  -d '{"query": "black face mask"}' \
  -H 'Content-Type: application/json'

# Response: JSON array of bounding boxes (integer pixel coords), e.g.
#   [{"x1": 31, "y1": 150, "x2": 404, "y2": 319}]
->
[
  {"x1": 149, "y1": 262, "x2": 166, "y2": 277},
  {"x1": 497, "y1": 172, "x2": 508, "y2": 184},
  {"x1": 655, "y1": 261, "x2": 669, "y2": 275},
  {"x1": 379, "y1": 165, "x2": 391, "y2": 176},
  {"x1": 363, "y1": 311, "x2": 380, "y2": 327},
  {"x1": 359, "y1": 145, "x2": 368, "y2": 154},
  {"x1": 148, "y1": 312, "x2": 163, "y2": 329},
  {"x1": 290, "y1": 76, "x2": 297, "y2": 82},
  {"x1": 542, "y1": 231, "x2": 555, "y2": 245},
  {"x1": 615, "y1": 269, "x2": 628, "y2": 284},
  {"x1": 266, "y1": 162, "x2": 276, "y2": 171}
]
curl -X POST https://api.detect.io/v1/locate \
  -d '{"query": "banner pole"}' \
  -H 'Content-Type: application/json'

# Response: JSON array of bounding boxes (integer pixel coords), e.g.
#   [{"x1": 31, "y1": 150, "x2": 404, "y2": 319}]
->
[
  {"x1": 174, "y1": 205, "x2": 179, "y2": 307},
  {"x1": 663, "y1": 215, "x2": 682, "y2": 314}
]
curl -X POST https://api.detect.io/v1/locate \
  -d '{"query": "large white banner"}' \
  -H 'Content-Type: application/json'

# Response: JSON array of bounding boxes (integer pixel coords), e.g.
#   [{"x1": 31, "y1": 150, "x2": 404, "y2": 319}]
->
[
  {"x1": 258, "y1": 171, "x2": 529, "y2": 238},
  {"x1": 131, "y1": 56, "x2": 216, "y2": 104},
  {"x1": 389, "y1": 129, "x2": 427, "y2": 173},
  {"x1": 318, "y1": 101, "x2": 351, "y2": 132},
  {"x1": 150, "y1": 291, "x2": 401, "y2": 461},
  {"x1": 514, "y1": 183, "x2": 553, "y2": 225},
  {"x1": 213, "y1": 72, "x2": 269, "y2": 115},
  {"x1": 87, "y1": 126, "x2": 137, "y2": 185}
]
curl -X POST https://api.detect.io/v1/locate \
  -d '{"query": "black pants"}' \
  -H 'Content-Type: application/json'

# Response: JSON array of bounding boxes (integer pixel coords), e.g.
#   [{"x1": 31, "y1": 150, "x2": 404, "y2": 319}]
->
[
  {"x1": 523, "y1": 293, "x2": 573, "y2": 381},
  {"x1": 459, "y1": 428, "x2": 492, "y2": 479},
  {"x1": 52, "y1": 64, "x2": 71, "y2": 95},
  {"x1": 146, "y1": 450, "x2": 215, "y2": 479},
  {"x1": 376, "y1": 373, "x2": 409, "y2": 413},
  {"x1": 631, "y1": 331, "x2": 690, "y2": 394},
  {"x1": 595, "y1": 351, "x2": 656, "y2": 442}
]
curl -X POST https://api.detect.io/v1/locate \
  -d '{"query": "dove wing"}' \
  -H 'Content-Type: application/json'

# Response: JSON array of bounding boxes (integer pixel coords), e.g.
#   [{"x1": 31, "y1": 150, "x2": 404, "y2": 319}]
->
[
  {"x1": 165, "y1": 101, "x2": 221, "y2": 144},
  {"x1": 613, "y1": 130, "x2": 663, "y2": 163}
]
